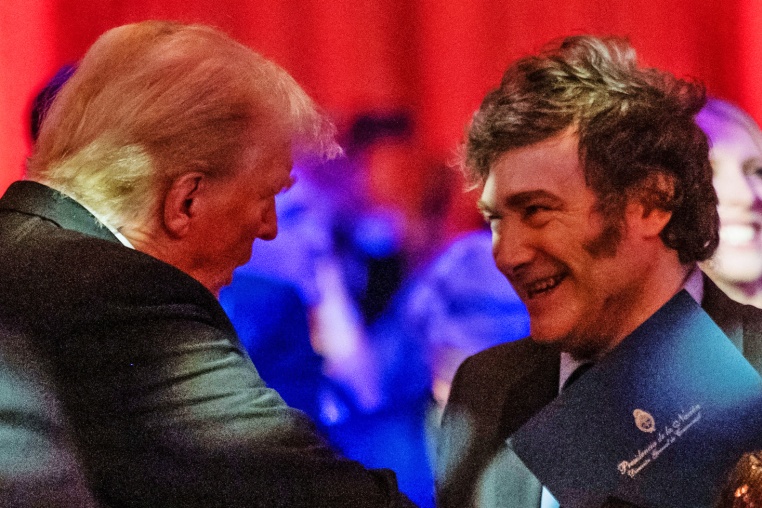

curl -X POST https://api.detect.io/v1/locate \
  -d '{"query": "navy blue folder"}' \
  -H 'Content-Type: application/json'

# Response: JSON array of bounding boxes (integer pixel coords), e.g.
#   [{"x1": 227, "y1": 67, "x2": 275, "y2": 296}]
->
[{"x1": 510, "y1": 290, "x2": 762, "y2": 508}]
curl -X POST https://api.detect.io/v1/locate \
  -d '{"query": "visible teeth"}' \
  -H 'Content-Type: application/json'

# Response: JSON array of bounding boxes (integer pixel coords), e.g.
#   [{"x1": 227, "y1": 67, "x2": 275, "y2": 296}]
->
[
  {"x1": 720, "y1": 225, "x2": 756, "y2": 246},
  {"x1": 526, "y1": 275, "x2": 562, "y2": 298}
]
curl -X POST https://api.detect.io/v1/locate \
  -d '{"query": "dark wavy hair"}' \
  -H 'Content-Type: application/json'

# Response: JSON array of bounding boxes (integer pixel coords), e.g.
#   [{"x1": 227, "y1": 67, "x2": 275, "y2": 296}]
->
[{"x1": 464, "y1": 35, "x2": 718, "y2": 263}]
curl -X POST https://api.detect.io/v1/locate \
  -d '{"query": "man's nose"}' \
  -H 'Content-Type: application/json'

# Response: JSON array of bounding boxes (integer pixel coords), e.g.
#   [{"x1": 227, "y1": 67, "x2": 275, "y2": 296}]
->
[
  {"x1": 258, "y1": 202, "x2": 278, "y2": 241},
  {"x1": 492, "y1": 221, "x2": 534, "y2": 278}
]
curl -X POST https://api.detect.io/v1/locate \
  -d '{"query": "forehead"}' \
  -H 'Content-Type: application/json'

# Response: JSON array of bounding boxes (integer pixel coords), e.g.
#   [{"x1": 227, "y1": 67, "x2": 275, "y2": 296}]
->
[
  {"x1": 236, "y1": 139, "x2": 293, "y2": 186},
  {"x1": 480, "y1": 130, "x2": 587, "y2": 207}
]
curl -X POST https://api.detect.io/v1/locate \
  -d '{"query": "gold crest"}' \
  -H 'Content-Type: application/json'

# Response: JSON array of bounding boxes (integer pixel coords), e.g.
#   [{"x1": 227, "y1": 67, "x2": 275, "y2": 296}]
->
[{"x1": 633, "y1": 409, "x2": 656, "y2": 433}]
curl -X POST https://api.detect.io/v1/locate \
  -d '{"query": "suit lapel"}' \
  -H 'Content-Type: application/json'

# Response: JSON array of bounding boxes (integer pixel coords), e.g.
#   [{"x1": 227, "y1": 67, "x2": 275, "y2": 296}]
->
[
  {"x1": 486, "y1": 342, "x2": 559, "y2": 508},
  {"x1": 497, "y1": 343, "x2": 559, "y2": 442},
  {"x1": 701, "y1": 272, "x2": 762, "y2": 373},
  {"x1": 0, "y1": 181, "x2": 119, "y2": 243},
  {"x1": 701, "y1": 273, "x2": 744, "y2": 350}
]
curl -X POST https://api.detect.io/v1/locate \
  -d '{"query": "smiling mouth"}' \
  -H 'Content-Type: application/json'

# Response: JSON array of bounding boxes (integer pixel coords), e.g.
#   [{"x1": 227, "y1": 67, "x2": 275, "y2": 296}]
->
[
  {"x1": 720, "y1": 224, "x2": 760, "y2": 247},
  {"x1": 524, "y1": 274, "x2": 567, "y2": 299}
]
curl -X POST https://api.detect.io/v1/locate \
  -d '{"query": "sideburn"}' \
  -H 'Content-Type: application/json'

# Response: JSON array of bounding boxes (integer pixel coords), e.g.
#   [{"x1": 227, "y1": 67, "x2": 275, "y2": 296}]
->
[
  {"x1": 583, "y1": 219, "x2": 622, "y2": 258},
  {"x1": 583, "y1": 200, "x2": 624, "y2": 259},
  {"x1": 582, "y1": 184, "x2": 644, "y2": 259}
]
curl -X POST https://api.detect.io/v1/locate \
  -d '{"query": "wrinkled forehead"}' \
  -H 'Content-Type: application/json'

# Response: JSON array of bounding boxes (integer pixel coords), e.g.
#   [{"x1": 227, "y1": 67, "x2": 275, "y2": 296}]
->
[{"x1": 229, "y1": 136, "x2": 293, "y2": 190}]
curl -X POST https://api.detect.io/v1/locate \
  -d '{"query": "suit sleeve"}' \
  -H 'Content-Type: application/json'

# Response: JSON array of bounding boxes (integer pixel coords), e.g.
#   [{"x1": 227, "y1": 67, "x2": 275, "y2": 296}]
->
[
  {"x1": 0, "y1": 330, "x2": 98, "y2": 508},
  {"x1": 57, "y1": 300, "x2": 415, "y2": 508},
  {"x1": 436, "y1": 355, "x2": 483, "y2": 508}
]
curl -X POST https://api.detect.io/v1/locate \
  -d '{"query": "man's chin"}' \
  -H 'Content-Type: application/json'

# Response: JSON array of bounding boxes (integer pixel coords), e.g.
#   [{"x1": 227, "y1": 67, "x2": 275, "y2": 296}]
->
[
  {"x1": 528, "y1": 331, "x2": 565, "y2": 350},
  {"x1": 205, "y1": 271, "x2": 235, "y2": 298},
  {"x1": 529, "y1": 329, "x2": 600, "y2": 359}
]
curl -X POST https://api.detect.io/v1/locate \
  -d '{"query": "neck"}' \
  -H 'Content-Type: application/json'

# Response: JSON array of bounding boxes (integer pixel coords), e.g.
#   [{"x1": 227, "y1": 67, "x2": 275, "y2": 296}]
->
[
  {"x1": 124, "y1": 226, "x2": 224, "y2": 297},
  {"x1": 577, "y1": 256, "x2": 693, "y2": 362}
]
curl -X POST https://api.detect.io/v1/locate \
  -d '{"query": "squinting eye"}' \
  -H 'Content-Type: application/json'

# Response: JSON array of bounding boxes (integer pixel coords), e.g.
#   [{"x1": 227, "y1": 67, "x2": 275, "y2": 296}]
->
[
  {"x1": 524, "y1": 205, "x2": 546, "y2": 217},
  {"x1": 522, "y1": 204, "x2": 554, "y2": 225}
]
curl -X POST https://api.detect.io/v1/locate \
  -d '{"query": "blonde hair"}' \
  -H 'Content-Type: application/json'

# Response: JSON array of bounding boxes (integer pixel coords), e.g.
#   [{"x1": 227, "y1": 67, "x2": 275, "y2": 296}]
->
[{"x1": 28, "y1": 21, "x2": 338, "y2": 228}]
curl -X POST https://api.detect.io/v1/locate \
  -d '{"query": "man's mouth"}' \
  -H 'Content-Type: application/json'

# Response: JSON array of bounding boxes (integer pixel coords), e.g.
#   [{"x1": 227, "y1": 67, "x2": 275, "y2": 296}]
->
[{"x1": 524, "y1": 273, "x2": 566, "y2": 299}]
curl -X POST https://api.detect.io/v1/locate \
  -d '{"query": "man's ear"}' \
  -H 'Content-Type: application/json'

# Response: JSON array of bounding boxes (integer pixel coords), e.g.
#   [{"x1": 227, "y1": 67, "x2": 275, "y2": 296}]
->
[
  {"x1": 640, "y1": 206, "x2": 672, "y2": 238},
  {"x1": 629, "y1": 171, "x2": 675, "y2": 238},
  {"x1": 163, "y1": 172, "x2": 206, "y2": 238},
  {"x1": 627, "y1": 201, "x2": 672, "y2": 239}
]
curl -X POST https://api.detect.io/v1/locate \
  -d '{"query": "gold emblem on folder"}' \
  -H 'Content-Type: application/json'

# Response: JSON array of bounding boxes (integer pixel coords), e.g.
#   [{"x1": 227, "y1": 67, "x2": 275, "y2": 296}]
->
[{"x1": 633, "y1": 409, "x2": 656, "y2": 433}]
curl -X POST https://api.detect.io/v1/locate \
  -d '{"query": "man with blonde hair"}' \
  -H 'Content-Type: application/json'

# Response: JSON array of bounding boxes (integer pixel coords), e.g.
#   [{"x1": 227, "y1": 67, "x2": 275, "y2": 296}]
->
[
  {"x1": 436, "y1": 35, "x2": 762, "y2": 508},
  {"x1": 0, "y1": 21, "x2": 414, "y2": 507}
]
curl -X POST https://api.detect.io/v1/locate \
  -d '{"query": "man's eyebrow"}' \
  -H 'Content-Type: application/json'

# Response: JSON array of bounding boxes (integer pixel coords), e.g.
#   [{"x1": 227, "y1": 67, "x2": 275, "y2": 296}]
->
[
  {"x1": 478, "y1": 190, "x2": 563, "y2": 216},
  {"x1": 503, "y1": 190, "x2": 563, "y2": 209}
]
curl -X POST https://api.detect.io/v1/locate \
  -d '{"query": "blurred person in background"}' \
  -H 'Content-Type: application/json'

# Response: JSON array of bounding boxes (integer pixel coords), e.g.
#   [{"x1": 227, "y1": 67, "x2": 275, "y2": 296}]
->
[
  {"x1": 232, "y1": 113, "x2": 411, "y2": 417},
  {"x1": 697, "y1": 99, "x2": 762, "y2": 308},
  {"x1": 399, "y1": 229, "x2": 529, "y2": 419},
  {"x1": 334, "y1": 229, "x2": 530, "y2": 507}
]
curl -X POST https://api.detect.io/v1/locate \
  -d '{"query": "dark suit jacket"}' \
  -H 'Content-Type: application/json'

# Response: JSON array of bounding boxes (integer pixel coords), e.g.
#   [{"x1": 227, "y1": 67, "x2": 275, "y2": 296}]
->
[
  {"x1": 0, "y1": 327, "x2": 98, "y2": 507},
  {"x1": 0, "y1": 181, "x2": 414, "y2": 508},
  {"x1": 436, "y1": 276, "x2": 762, "y2": 508},
  {"x1": 219, "y1": 273, "x2": 325, "y2": 423}
]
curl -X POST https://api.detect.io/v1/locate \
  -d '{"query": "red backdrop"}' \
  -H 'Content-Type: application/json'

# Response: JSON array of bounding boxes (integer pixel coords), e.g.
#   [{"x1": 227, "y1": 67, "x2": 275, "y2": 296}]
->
[{"x1": 2, "y1": 0, "x2": 761, "y2": 235}]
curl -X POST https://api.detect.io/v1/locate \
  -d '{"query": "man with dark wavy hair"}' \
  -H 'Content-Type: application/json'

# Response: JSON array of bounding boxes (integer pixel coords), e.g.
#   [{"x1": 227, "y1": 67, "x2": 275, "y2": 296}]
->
[{"x1": 436, "y1": 35, "x2": 762, "y2": 508}]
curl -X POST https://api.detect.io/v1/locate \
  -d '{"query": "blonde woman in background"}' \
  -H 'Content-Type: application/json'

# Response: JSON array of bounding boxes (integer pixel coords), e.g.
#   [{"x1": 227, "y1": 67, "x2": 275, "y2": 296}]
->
[{"x1": 697, "y1": 99, "x2": 762, "y2": 308}]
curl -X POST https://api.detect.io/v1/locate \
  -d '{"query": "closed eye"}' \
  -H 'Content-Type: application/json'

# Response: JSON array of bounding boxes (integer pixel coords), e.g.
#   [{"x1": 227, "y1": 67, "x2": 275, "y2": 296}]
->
[
  {"x1": 523, "y1": 203, "x2": 554, "y2": 218},
  {"x1": 520, "y1": 203, "x2": 558, "y2": 227}
]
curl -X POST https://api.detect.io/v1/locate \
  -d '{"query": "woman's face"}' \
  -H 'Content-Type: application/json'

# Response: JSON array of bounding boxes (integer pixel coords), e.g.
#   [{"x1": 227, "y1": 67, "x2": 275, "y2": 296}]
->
[{"x1": 699, "y1": 112, "x2": 762, "y2": 286}]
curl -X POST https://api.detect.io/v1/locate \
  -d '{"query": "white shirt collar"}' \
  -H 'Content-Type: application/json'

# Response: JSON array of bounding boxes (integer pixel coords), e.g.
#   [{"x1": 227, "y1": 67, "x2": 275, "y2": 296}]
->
[
  {"x1": 682, "y1": 264, "x2": 704, "y2": 304},
  {"x1": 78, "y1": 201, "x2": 135, "y2": 249}
]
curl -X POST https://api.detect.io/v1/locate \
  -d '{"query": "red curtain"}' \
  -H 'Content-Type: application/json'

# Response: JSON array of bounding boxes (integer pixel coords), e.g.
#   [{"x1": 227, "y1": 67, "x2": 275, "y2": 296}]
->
[{"x1": 2, "y1": 0, "x2": 759, "y2": 234}]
